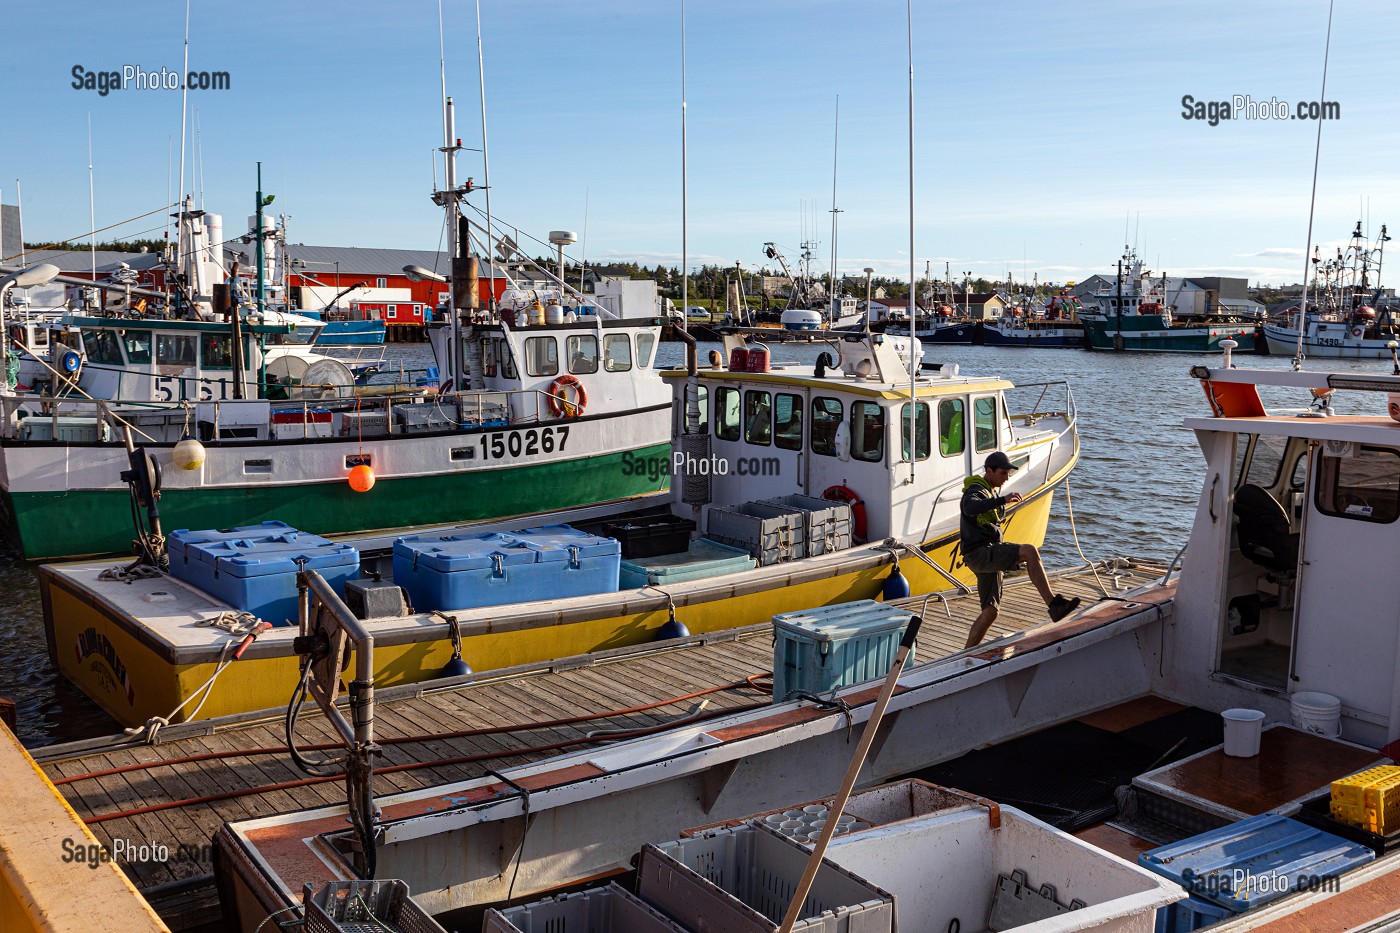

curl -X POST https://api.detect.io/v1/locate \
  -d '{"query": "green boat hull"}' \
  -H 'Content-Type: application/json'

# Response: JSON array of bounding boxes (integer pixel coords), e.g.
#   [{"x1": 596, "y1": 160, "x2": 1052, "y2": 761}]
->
[
  {"x1": 2, "y1": 442, "x2": 670, "y2": 560},
  {"x1": 1082, "y1": 315, "x2": 1258, "y2": 353}
]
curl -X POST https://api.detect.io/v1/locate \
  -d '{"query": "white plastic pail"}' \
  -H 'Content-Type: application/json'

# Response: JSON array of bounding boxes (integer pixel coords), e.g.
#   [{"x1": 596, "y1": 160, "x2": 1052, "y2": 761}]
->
[
  {"x1": 1222, "y1": 708, "x2": 1266, "y2": 757},
  {"x1": 1291, "y1": 692, "x2": 1342, "y2": 738}
]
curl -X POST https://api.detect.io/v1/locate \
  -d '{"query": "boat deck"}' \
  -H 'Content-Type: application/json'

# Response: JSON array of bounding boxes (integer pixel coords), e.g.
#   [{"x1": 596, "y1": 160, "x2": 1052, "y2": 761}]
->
[{"x1": 32, "y1": 557, "x2": 1165, "y2": 931}]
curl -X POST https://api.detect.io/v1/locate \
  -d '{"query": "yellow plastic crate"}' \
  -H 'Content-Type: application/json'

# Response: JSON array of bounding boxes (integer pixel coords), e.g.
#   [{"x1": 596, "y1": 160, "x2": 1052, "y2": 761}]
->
[
  {"x1": 1363, "y1": 771, "x2": 1400, "y2": 834},
  {"x1": 1331, "y1": 766, "x2": 1400, "y2": 810}
]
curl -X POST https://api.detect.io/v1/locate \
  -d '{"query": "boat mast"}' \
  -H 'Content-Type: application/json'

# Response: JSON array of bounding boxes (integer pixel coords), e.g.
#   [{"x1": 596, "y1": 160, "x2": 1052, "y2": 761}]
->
[
  {"x1": 474, "y1": 0, "x2": 496, "y2": 318},
  {"x1": 828, "y1": 95, "x2": 841, "y2": 325},
  {"x1": 905, "y1": 0, "x2": 916, "y2": 485},
  {"x1": 1295, "y1": 0, "x2": 1336, "y2": 370}
]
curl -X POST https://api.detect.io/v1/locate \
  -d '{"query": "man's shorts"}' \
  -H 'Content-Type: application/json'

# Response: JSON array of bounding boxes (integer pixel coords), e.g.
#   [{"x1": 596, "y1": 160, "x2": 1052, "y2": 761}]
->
[{"x1": 963, "y1": 542, "x2": 1024, "y2": 609}]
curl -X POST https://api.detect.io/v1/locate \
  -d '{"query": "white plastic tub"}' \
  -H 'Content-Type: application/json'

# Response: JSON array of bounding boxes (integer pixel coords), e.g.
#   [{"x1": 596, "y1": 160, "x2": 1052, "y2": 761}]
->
[
  {"x1": 1222, "y1": 708, "x2": 1266, "y2": 757},
  {"x1": 820, "y1": 805, "x2": 1184, "y2": 933},
  {"x1": 1291, "y1": 692, "x2": 1342, "y2": 738}
]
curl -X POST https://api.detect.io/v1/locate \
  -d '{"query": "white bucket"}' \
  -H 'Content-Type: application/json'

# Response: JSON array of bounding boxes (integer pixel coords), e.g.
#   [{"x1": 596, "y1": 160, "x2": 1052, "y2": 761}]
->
[
  {"x1": 1222, "y1": 708, "x2": 1266, "y2": 757},
  {"x1": 1291, "y1": 691, "x2": 1342, "y2": 738}
]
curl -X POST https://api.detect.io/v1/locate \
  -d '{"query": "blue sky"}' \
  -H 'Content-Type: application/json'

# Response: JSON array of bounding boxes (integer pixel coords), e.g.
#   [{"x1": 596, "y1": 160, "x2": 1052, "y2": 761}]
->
[{"x1": 4, "y1": 0, "x2": 1399, "y2": 286}]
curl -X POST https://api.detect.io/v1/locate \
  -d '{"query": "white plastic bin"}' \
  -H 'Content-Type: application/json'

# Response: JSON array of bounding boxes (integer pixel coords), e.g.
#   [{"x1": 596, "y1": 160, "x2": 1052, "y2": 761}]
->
[
  {"x1": 1291, "y1": 692, "x2": 1342, "y2": 738},
  {"x1": 1222, "y1": 708, "x2": 1266, "y2": 757}
]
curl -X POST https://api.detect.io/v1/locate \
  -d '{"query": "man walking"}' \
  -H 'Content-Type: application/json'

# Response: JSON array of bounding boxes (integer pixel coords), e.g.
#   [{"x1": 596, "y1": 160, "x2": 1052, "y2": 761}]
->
[{"x1": 960, "y1": 451, "x2": 1080, "y2": 648}]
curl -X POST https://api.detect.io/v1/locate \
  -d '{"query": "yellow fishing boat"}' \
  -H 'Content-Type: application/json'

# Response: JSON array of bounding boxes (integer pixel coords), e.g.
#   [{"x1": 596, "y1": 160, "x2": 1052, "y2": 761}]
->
[{"x1": 41, "y1": 332, "x2": 1078, "y2": 729}]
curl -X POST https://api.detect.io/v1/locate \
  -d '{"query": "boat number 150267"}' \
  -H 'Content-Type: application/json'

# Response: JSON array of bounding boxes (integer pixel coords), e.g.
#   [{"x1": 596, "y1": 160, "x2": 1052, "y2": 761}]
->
[{"x1": 479, "y1": 425, "x2": 569, "y2": 460}]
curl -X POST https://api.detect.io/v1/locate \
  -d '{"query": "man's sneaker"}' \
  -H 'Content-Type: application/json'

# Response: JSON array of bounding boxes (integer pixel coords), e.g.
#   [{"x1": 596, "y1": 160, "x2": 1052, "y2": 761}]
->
[{"x1": 1048, "y1": 595, "x2": 1081, "y2": 622}]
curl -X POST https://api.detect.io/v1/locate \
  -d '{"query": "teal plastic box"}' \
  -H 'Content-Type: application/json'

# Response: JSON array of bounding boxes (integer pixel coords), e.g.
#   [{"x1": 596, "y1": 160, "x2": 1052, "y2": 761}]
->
[
  {"x1": 772, "y1": 600, "x2": 915, "y2": 702},
  {"x1": 620, "y1": 538, "x2": 755, "y2": 589}
]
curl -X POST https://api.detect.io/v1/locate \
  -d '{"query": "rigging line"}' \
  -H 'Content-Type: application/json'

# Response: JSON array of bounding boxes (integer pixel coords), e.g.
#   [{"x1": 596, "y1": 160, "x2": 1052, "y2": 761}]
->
[
  {"x1": 0, "y1": 203, "x2": 177, "y2": 266},
  {"x1": 176, "y1": 0, "x2": 191, "y2": 277},
  {"x1": 1295, "y1": 0, "x2": 1335, "y2": 371},
  {"x1": 475, "y1": 0, "x2": 496, "y2": 314}
]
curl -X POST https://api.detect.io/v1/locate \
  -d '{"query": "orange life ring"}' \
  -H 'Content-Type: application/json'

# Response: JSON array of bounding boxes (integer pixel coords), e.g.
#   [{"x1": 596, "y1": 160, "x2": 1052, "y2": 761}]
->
[
  {"x1": 1352, "y1": 326, "x2": 1364, "y2": 338},
  {"x1": 822, "y1": 484, "x2": 868, "y2": 543},
  {"x1": 548, "y1": 374, "x2": 588, "y2": 417}
]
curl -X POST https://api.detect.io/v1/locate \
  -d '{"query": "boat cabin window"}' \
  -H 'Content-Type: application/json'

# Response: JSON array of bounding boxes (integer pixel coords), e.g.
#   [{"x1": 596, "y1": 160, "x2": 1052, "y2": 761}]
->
[
  {"x1": 201, "y1": 334, "x2": 235, "y2": 369},
  {"x1": 775, "y1": 393, "x2": 802, "y2": 451},
  {"x1": 744, "y1": 390, "x2": 772, "y2": 445},
  {"x1": 636, "y1": 332, "x2": 656, "y2": 368},
  {"x1": 500, "y1": 342, "x2": 518, "y2": 379},
  {"x1": 850, "y1": 401, "x2": 884, "y2": 463},
  {"x1": 82, "y1": 329, "x2": 123, "y2": 365},
  {"x1": 811, "y1": 397, "x2": 842, "y2": 457},
  {"x1": 32, "y1": 327, "x2": 48, "y2": 347},
  {"x1": 123, "y1": 331, "x2": 152, "y2": 364},
  {"x1": 525, "y1": 336, "x2": 559, "y2": 377},
  {"x1": 1315, "y1": 446, "x2": 1400, "y2": 524},
  {"x1": 480, "y1": 337, "x2": 497, "y2": 377},
  {"x1": 156, "y1": 334, "x2": 196, "y2": 368},
  {"x1": 939, "y1": 399, "x2": 965, "y2": 456},
  {"x1": 1240, "y1": 434, "x2": 1287, "y2": 489},
  {"x1": 567, "y1": 335, "x2": 598, "y2": 374},
  {"x1": 973, "y1": 396, "x2": 998, "y2": 452},
  {"x1": 715, "y1": 386, "x2": 741, "y2": 441},
  {"x1": 901, "y1": 402, "x2": 931, "y2": 461},
  {"x1": 603, "y1": 334, "x2": 632, "y2": 372}
]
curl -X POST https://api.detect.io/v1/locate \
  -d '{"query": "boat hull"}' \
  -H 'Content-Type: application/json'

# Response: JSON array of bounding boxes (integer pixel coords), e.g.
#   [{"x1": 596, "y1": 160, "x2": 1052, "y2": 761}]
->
[
  {"x1": 1082, "y1": 315, "x2": 1257, "y2": 352},
  {"x1": 1261, "y1": 321, "x2": 1400, "y2": 359},
  {"x1": 41, "y1": 491, "x2": 1056, "y2": 728},
  {"x1": 981, "y1": 323, "x2": 1086, "y2": 348},
  {"x1": 2, "y1": 408, "x2": 669, "y2": 559},
  {"x1": 314, "y1": 320, "x2": 386, "y2": 346}
]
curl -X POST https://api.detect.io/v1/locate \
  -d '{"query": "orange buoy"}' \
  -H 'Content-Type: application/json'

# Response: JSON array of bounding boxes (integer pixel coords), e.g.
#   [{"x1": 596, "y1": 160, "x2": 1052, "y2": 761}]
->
[{"x1": 348, "y1": 464, "x2": 376, "y2": 493}]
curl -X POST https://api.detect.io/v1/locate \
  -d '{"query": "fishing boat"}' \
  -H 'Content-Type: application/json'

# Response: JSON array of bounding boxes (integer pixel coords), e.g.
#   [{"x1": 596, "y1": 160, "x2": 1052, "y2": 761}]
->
[
  {"x1": 1260, "y1": 222, "x2": 1398, "y2": 359},
  {"x1": 981, "y1": 295, "x2": 1088, "y2": 348},
  {"x1": 207, "y1": 344, "x2": 1400, "y2": 932},
  {"x1": 0, "y1": 146, "x2": 670, "y2": 560},
  {"x1": 1081, "y1": 246, "x2": 1258, "y2": 353},
  {"x1": 38, "y1": 327, "x2": 1078, "y2": 728}
]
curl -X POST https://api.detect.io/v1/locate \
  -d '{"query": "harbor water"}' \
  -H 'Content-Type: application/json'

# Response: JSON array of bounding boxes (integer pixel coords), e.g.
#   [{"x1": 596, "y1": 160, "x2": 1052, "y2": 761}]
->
[{"x1": 2, "y1": 340, "x2": 1388, "y2": 746}]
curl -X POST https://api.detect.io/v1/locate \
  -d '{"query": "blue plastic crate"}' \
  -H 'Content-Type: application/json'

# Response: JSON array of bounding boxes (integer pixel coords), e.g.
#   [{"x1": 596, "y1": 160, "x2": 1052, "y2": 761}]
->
[
  {"x1": 394, "y1": 525, "x2": 619, "y2": 613},
  {"x1": 1139, "y1": 814, "x2": 1374, "y2": 913},
  {"x1": 168, "y1": 524, "x2": 360, "y2": 626},
  {"x1": 1153, "y1": 895, "x2": 1234, "y2": 933},
  {"x1": 771, "y1": 600, "x2": 915, "y2": 702}
]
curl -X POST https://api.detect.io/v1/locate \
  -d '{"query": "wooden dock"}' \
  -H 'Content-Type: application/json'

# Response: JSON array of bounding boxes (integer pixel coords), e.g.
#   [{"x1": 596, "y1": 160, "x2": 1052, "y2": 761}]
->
[{"x1": 32, "y1": 558, "x2": 1165, "y2": 930}]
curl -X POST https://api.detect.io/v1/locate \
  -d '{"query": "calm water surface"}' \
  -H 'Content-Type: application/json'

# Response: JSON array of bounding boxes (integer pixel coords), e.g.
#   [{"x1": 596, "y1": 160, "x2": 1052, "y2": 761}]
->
[{"x1": 3, "y1": 341, "x2": 1387, "y2": 745}]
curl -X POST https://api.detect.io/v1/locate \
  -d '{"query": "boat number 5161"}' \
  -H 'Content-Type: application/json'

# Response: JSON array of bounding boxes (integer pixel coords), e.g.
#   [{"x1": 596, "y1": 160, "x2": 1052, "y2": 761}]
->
[
  {"x1": 479, "y1": 425, "x2": 569, "y2": 460},
  {"x1": 153, "y1": 375, "x2": 229, "y2": 402}
]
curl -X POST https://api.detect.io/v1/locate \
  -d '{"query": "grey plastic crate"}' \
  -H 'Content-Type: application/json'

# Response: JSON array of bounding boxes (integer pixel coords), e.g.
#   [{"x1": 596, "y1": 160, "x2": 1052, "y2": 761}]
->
[
  {"x1": 637, "y1": 822, "x2": 893, "y2": 933},
  {"x1": 301, "y1": 880, "x2": 447, "y2": 933},
  {"x1": 707, "y1": 502, "x2": 806, "y2": 564},
  {"x1": 759, "y1": 494, "x2": 853, "y2": 557},
  {"x1": 483, "y1": 883, "x2": 689, "y2": 933},
  {"x1": 393, "y1": 403, "x2": 457, "y2": 434}
]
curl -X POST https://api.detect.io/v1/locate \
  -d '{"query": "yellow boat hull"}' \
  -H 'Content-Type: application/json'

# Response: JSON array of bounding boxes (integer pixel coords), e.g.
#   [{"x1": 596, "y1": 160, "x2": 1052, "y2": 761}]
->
[{"x1": 44, "y1": 493, "x2": 1054, "y2": 729}]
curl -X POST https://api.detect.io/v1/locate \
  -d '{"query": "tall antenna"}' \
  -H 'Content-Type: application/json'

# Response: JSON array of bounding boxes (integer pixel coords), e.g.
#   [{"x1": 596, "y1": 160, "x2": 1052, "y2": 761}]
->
[
  {"x1": 475, "y1": 0, "x2": 496, "y2": 314},
  {"x1": 88, "y1": 113, "x2": 96, "y2": 278},
  {"x1": 905, "y1": 0, "x2": 916, "y2": 485},
  {"x1": 680, "y1": 0, "x2": 689, "y2": 331},
  {"x1": 196, "y1": 109, "x2": 205, "y2": 209},
  {"x1": 1295, "y1": 0, "x2": 1335, "y2": 370},
  {"x1": 177, "y1": 0, "x2": 191, "y2": 279},
  {"x1": 828, "y1": 94, "x2": 841, "y2": 322},
  {"x1": 165, "y1": 135, "x2": 172, "y2": 250},
  {"x1": 15, "y1": 180, "x2": 25, "y2": 268},
  {"x1": 579, "y1": 187, "x2": 590, "y2": 293}
]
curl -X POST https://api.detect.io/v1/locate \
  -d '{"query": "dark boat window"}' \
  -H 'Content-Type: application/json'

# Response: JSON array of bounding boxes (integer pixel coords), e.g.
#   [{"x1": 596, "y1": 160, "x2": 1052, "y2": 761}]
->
[
  {"x1": 715, "y1": 386, "x2": 741, "y2": 441},
  {"x1": 850, "y1": 401, "x2": 884, "y2": 463},
  {"x1": 744, "y1": 390, "x2": 772, "y2": 446},
  {"x1": 156, "y1": 334, "x2": 196, "y2": 367},
  {"x1": 480, "y1": 337, "x2": 497, "y2": 377},
  {"x1": 774, "y1": 393, "x2": 802, "y2": 451},
  {"x1": 901, "y1": 402, "x2": 931, "y2": 461},
  {"x1": 811, "y1": 397, "x2": 842, "y2": 457},
  {"x1": 123, "y1": 331, "x2": 152, "y2": 364},
  {"x1": 1315, "y1": 446, "x2": 1400, "y2": 524},
  {"x1": 201, "y1": 334, "x2": 234, "y2": 369},
  {"x1": 567, "y1": 335, "x2": 598, "y2": 375},
  {"x1": 973, "y1": 396, "x2": 998, "y2": 452},
  {"x1": 939, "y1": 399, "x2": 965, "y2": 456},
  {"x1": 81, "y1": 329, "x2": 123, "y2": 365},
  {"x1": 524, "y1": 336, "x2": 559, "y2": 377}
]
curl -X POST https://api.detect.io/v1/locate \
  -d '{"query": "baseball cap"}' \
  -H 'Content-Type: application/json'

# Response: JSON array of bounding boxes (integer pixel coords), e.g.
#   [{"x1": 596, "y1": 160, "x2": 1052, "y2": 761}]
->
[{"x1": 985, "y1": 451, "x2": 1018, "y2": 472}]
